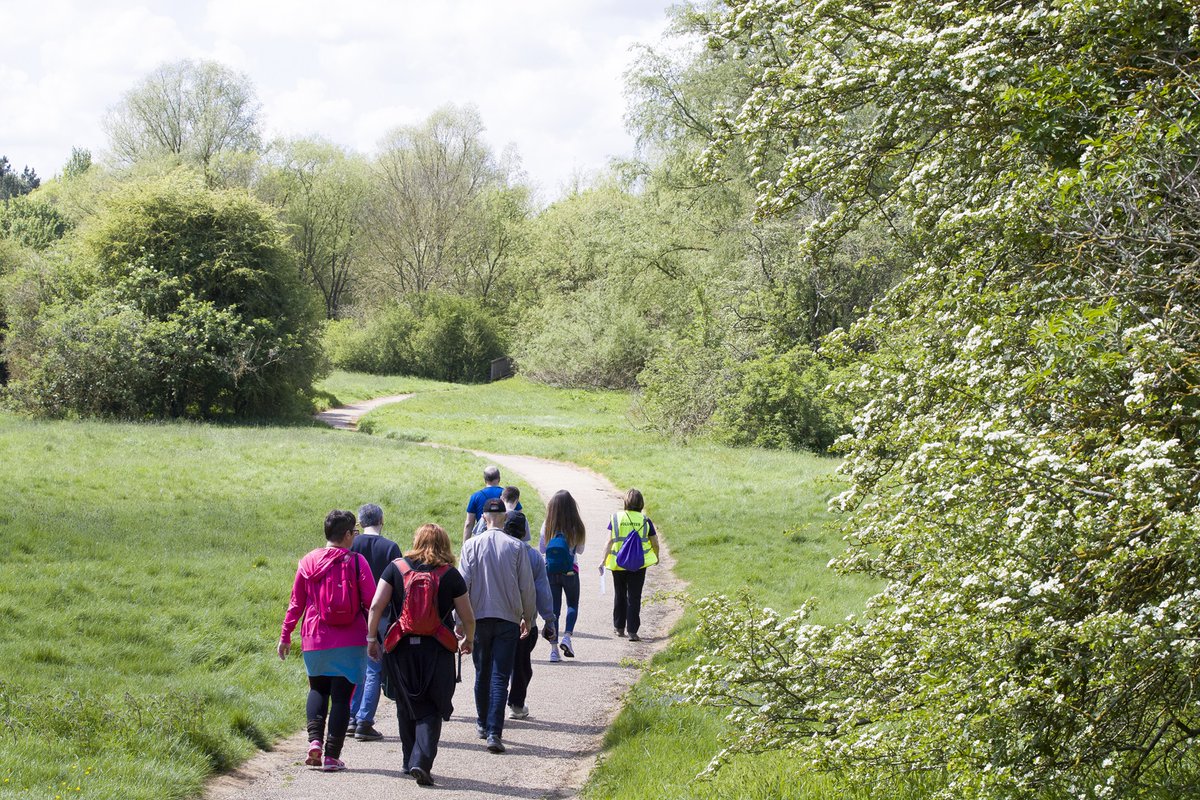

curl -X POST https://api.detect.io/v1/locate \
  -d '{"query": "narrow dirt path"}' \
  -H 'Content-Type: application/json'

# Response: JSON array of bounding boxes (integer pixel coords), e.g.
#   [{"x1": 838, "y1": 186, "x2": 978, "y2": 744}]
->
[{"x1": 205, "y1": 395, "x2": 684, "y2": 800}]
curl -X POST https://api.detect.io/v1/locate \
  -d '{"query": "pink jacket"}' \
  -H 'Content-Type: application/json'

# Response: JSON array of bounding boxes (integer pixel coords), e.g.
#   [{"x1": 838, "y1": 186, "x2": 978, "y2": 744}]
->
[{"x1": 280, "y1": 547, "x2": 376, "y2": 651}]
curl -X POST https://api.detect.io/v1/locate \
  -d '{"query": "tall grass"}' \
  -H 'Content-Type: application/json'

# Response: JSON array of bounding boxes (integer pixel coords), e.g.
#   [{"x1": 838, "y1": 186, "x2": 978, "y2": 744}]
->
[
  {"x1": 359, "y1": 377, "x2": 888, "y2": 799},
  {"x1": 0, "y1": 413, "x2": 539, "y2": 800}
]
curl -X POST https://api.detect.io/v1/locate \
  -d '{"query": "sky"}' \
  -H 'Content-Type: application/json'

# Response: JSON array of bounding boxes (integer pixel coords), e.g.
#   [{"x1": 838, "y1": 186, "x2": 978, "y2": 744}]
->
[{"x1": 0, "y1": 1, "x2": 675, "y2": 200}]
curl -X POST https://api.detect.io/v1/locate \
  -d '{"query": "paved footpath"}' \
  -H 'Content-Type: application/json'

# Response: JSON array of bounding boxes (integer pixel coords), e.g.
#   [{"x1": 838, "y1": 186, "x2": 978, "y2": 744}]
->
[{"x1": 205, "y1": 396, "x2": 683, "y2": 799}]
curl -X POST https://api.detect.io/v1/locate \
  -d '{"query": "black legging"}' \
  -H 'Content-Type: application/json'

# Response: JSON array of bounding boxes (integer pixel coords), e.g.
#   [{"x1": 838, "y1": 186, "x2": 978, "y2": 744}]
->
[{"x1": 306, "y1": 675, "x2": 356, "y2": 759}]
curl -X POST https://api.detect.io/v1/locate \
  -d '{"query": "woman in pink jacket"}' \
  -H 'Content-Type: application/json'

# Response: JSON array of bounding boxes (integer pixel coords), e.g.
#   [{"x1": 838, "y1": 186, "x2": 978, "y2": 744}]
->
[{"x1": 278, "y1": 509, "x2": 376, "y2": 772}]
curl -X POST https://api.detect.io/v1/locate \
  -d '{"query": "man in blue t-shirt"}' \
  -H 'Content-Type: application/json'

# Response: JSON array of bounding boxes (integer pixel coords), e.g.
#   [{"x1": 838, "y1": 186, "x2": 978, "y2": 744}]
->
[{"x1": 464, "y1": 466, "x2": 520, "y2": 541}]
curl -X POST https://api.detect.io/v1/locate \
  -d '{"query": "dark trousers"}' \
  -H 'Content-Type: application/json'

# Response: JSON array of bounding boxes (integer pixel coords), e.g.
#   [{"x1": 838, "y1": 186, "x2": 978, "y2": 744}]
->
[
  {"x1": 548, "y1": 570, "x2": 580, "y2": 634},
  {"x1": 507, "y1": 625, "x2": 540, "y2": 708},
  {"x1": 397, "y1": 709, "x2": 443, "y2": 773},
  {"x1": 472, "y1": 618, "x2": 520, "y2": 737},
  {"x1": 611, "y1": 568, "x2": 647, "y2": 636},
  {"x1": 305, "y1": 675, "x2": 355, "y2": 759}
]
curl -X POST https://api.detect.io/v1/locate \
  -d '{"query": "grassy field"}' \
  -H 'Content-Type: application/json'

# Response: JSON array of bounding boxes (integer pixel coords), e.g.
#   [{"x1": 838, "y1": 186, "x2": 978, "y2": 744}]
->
[
  {"x1": 0, "y1": 413, "x2": 541, "y2": 800},
  {"x1": 358, "y1": 376, "x2": 885, "y2": 799}
]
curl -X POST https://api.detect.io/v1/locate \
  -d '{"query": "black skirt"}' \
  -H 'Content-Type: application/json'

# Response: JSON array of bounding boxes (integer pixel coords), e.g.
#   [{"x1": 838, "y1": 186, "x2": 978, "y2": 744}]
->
[{"x1": 381, "y1": 636, "x2": 457, "y2": 721}]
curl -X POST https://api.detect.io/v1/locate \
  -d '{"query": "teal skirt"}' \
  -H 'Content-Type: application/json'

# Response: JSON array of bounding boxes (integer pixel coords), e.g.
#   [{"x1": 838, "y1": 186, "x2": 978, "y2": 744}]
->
[{"x1": 302, "y1": 645, "x2": 367, "y2": 685}]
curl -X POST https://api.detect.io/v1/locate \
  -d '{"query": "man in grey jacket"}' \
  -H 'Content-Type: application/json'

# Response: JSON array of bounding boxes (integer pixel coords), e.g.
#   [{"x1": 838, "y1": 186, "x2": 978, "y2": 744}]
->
[{"x1": 458, "y1": 497, "x2": 537, "y2": 753}]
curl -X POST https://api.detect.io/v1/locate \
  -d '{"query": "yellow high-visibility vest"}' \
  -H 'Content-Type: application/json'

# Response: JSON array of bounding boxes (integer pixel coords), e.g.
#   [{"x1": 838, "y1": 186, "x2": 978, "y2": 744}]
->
[{"x1": 605, "y1": 510, "x2": 658, "y2": 571}]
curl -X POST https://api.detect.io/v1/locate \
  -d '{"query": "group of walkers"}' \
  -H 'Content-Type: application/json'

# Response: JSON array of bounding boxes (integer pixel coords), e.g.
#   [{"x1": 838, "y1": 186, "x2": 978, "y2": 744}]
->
[{"x1": 277, "y1": 466, "x2": 660, "y2": 786}]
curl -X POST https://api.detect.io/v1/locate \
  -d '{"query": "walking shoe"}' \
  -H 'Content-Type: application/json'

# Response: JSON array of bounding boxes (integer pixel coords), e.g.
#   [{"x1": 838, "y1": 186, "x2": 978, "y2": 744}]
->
[
  {"x1": 410, "y1": 766, "x2": 434, "y2": 786},
  {"x1": 548, "y1": 647, "x2": 561, "y2": 663},
  {"x1": 354, "y1": 722, "x2": 384, "y2": 741},
  {"x1": 476, "y1": 722, "x2": 487, "y2": 739},
  {"x1": 559, "y1": 634, "x2": 575, "y2": 658},
  {"x1": 305, "y1": 740, "x2": 323, "y2": 767},
  {"x1": 486, "y1": 734, "x2": 505, "y2": 753},
  {"x1": 629, "y1": 633, "x2": 642, "y2": 642},
  {"x1": 321, "y1": 756, "x2": 347, "y2": 772},
  {"x1": 345, "y1": 720, "x2": 357, "y2": 737},
  {"x1": 509, "y1": 704, "x2": 529, "y2": 720},
  {"x1": 614, "y1": 627, "x2": 625, "y2": 637}
]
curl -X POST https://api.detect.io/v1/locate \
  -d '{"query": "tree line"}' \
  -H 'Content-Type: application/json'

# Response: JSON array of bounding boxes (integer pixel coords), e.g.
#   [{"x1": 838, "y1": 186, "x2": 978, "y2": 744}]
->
[{"x1": 1, "y1": 35, "x2": 895, "y2": 443}]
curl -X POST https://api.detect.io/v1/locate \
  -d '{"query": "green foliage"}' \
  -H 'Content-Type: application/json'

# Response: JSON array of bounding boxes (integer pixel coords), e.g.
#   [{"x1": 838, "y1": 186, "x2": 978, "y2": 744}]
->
[
  {"x1": 62, "y1": 146, "x2": 92, "y2": 180},
  {"x1": 635, "y1": 337, "x2": 726, "y2": 439},
  {"x1": 324, "y1": 294, "x2": 504, "y2": 383},
  {"x1": 714, "y1": 345, "x2": 851, "y2": 452},
  {"x1": 0, "y1": 193, "x2": 72, "y2": 250},
  {"x1": 256, "y1": 137, "x2": 369, "y2": 318},
  {"x1": 516, "y1": 283, "x2": 660, "y2": 389},
  {"x1": 368, "y1": 104, "x2": 530, "y2": 300},
  {"x1": 4, "y1": 173, "x2": 323, "y2": 418},
  {"x1": 0, "y1": 156, "x2": 39, "y2": 200},
  {"x1": 671, "y1": 0, "x2": 1200, "y2": 797},
  {"x1": 104, "y1": 59, "x2": 261, "y2": 185}
]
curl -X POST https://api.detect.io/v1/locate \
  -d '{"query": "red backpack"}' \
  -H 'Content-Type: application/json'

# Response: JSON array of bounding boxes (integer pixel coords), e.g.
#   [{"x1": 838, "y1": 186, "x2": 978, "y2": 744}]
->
[
  {"x1": 384, "y1": 560, "x2": 458, "y2": 653},
  {"x1": 315, "y1": 552, "x2": 360, "y2": 627}
]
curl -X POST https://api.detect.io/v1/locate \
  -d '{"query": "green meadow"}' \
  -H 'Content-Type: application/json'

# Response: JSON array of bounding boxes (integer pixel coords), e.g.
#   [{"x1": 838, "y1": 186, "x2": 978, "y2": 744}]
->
[
  {"x1": 1, "y1": 375, "x2": 878, "y2": 799},
  {"x1": 0, "y1": 409, "x2": 540, "y2": 799}
]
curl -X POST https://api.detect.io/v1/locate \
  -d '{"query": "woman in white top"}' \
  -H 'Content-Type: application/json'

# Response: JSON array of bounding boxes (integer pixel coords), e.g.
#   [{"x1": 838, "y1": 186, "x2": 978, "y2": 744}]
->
[{"x1": 537, "y1": 490, "x2": 586, "y2": 661}]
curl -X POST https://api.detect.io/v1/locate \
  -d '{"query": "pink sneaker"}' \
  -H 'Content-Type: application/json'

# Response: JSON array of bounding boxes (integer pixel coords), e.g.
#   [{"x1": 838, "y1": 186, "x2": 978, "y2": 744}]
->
[
  {"x1": 322, "y1": 756, "x2": 346, "y2": 772},
  {"x1": 305, "y1": 740, "x2": 322, "y2": 767}
]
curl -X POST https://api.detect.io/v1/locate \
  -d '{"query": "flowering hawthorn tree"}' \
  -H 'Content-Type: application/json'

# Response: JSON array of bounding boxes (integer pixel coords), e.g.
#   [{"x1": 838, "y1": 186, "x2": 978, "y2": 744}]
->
[{"x1": 672, "y1": 1, "x2": 1200, "y2": 798}]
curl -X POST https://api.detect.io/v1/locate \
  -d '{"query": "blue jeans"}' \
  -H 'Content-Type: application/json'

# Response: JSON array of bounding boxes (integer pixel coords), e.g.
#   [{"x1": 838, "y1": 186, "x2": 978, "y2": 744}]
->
[
  {"x1": 350, "y1": 655, "x2": 382, "y2": 724},
  {"x1": 548, "y1": 570, "x2": 580, "y2": 635},
  {"x1": 472, "y1": 618, "x2": 520, "y2": 737},
  {"x1": 351, "y1": 620, "x2": 387, "y2": 724}
]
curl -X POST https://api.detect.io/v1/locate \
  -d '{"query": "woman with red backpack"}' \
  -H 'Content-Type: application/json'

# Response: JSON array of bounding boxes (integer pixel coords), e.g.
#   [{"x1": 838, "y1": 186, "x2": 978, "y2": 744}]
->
[
  {"x1": 366, "y1": 523, "x2": 475, "y2": 787},
  {"x1": 278, "y1": 510, "x2": 377, "y2": 773},
  {"x1": 538, "y1": 490, "x2": 586, "y2": 662}
]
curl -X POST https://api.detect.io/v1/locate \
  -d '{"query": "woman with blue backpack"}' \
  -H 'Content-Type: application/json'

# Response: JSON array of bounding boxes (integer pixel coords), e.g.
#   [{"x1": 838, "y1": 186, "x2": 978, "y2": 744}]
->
[
  {"x1": 538, "y1": 490, "x2": 586, "y2": 662},
  {"x1": 600, "y1": 488, "x2": 659, "y2": 642}
]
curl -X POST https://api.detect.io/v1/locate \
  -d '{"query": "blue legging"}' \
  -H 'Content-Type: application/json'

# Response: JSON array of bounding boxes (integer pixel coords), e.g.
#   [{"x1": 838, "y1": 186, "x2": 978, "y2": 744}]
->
[{"x1": 548, "y1": 570, "x2": 580, "y2": 634}]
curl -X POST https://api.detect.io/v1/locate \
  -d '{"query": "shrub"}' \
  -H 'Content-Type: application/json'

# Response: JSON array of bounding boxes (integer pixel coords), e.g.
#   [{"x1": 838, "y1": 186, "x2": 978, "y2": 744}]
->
[
  {"x1": 515, "y1": 285, "x2": 659, "y2": 389},
  {"x1": 4, "y1": 173, "x2": 323, "y2": 418},
  {"x1": 0, "y1": 195, "x2": 71, "y2": 250},
  {"x1": 635, "y1": 337, "x2": 727, "y2": 439},
  {"x1": 323, "y1": 304, "x2": 418, "y2": 375},
  {"x1": 323, "y1": 294, "x2": 502, "y2": 383},
  {"x1": 713, "y1": 345, "x2": 852, "y2": 452}
]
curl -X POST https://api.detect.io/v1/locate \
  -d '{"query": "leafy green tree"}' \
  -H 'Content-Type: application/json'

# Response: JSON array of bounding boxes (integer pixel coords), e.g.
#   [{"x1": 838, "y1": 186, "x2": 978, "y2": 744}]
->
[
  {"x1": 369, "y1": 105, "x2": 528, "y2": 299},
  {"x1": 62, "y1": 147, "x2": 92, "y2": 180},
  {"x1": 257, "y1": 137, "x2": 369, "y2": 318},
  {"x1": 0, "y1": 157, "x2": 39, "y2": 201},
  {"x1": 671, "y1": 0, "x2": 1200, "y2": 797},
  {"x1": 103, "y1": 60, "x2": 261, "y2": 185},
  {"x1": 5, "y1": 173, "x2": 322, "y2": 418}
]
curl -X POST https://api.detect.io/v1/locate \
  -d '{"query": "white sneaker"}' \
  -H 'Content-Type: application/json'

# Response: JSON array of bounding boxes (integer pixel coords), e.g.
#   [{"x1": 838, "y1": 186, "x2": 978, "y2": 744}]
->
[
  {"x1": 549, "y1": 647, "x2": 561, "y2": 662},
  {"x1": 559, "y1": 634, "x2": 575, "y2": 658},
  {"x1": 508, "y1": 704, "x2": 529, "y2": 720}
]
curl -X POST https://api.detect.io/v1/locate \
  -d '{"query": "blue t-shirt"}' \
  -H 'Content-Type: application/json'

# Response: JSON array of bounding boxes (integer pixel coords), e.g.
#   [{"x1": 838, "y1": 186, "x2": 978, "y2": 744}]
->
[{"x1": 466, "y1": 485, "x2": 521, "y2": 516}]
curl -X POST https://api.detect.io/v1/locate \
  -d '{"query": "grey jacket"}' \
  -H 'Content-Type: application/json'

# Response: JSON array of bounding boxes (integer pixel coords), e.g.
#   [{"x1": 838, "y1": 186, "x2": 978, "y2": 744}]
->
[{"x1": 459, "y1": 528, "x2": 537, "y2": 626}]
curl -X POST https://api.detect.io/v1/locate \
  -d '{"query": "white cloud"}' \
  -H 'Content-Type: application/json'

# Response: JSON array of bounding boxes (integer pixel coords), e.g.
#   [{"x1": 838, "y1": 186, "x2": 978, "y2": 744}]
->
[{"x1": 1, "y1": 0, "x2": 672, "y2": 193}]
